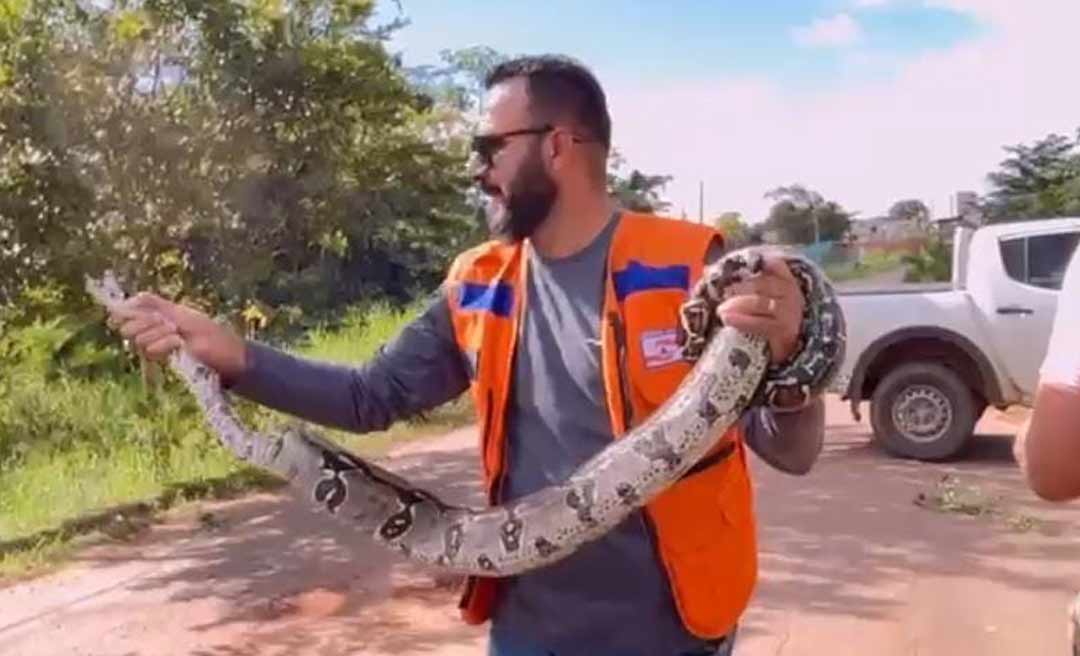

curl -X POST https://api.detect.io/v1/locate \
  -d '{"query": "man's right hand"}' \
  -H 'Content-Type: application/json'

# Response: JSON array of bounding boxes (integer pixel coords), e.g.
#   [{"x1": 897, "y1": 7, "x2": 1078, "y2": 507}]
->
[{"x1": 107, "y1": 292, "x2": 248, "y2": 381}]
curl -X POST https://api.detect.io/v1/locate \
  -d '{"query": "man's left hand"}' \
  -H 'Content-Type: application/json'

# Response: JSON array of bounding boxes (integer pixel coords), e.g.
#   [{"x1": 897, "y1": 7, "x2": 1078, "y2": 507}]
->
[{"x1": 716, "y1": 254, "x2": 804, "y2": 365}]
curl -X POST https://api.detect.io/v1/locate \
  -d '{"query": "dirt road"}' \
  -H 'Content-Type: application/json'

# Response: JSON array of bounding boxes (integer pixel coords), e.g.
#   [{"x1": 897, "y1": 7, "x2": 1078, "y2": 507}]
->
[{"x1": 2, "y1": 398, "x2": 1078, "y2": 656}]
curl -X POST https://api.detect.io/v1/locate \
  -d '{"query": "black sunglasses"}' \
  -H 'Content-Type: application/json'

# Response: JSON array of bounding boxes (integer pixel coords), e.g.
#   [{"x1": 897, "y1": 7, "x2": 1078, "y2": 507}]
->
[{"x1": 470, "y1": 124, "x2": 554, "y2": 165}]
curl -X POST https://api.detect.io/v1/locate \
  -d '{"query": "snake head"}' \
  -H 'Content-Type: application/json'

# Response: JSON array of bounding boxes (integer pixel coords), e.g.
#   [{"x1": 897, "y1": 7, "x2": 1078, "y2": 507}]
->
[{"x1": 677, "y1": 249, "x2": 767, "y2": 362}]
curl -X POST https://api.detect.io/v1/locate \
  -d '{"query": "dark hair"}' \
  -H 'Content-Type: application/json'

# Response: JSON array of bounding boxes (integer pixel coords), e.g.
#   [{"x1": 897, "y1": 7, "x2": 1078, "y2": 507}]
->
[{"x1": 485, "y1": 55, "x2": 611, "y2": 151}]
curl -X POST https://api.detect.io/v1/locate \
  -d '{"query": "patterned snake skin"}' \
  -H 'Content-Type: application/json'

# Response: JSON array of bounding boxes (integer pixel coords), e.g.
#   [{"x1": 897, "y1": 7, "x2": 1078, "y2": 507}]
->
[{"x1": 85, "y1": 249, "x2": 844, "y2": 577}]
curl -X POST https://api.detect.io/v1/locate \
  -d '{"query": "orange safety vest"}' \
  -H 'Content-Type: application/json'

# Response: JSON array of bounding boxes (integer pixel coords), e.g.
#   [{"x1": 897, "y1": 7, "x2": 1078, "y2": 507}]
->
[{"x1": 443, "y1": 211, "x2": 758, "y2": 639}]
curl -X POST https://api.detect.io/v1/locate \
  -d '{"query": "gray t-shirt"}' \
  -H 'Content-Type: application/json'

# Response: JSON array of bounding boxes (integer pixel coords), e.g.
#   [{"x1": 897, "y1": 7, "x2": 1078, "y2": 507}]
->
[
  {"x1": 230, "y1": 212, "x2": 805, "y2": 655},
  {"x1": 490, "y1": 214, "x2": 710, "y2": 655}
]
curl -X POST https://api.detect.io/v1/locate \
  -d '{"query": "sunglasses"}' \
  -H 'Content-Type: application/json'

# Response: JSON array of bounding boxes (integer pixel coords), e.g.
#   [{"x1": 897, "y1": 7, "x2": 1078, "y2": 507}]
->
[{"x1": 469, "y1": 124, "x2": 555, "y2": 166}]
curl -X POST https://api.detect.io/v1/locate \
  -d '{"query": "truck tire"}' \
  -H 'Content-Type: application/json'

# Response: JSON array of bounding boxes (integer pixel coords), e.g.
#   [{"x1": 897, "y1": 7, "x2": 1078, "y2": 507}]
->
[
  {"x1": 972, "y1": 396, "x2": 989, "y2": 423},
  {"x1": 870, "y1": 362, "x2": 979, "y2": 461}
]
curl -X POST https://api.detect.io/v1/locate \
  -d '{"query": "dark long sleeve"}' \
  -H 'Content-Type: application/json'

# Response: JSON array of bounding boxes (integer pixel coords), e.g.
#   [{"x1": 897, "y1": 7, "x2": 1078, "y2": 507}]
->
[{"x1": 227, "y1": 289, "x2": 470, "y2": 434}]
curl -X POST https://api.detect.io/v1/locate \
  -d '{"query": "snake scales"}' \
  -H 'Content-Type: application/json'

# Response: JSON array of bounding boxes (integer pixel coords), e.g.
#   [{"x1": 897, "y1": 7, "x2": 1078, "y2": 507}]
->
[{"x1": 85, "y1": 249, "x2": 844, "y2": 577}]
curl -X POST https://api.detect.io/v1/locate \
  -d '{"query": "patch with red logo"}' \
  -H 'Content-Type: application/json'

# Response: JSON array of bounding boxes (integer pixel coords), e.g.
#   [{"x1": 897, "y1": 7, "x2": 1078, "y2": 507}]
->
[{"x1": 640, "y1": 328, "x2": 683, "y2": 369}]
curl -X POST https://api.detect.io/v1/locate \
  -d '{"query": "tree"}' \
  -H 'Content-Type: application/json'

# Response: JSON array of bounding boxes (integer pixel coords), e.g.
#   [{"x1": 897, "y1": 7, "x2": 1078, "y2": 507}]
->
[
  {"x1": 983, "y1": 130, "x2": 1080, "y2": 222},
  {"x1": 712, "y1": 211, "x2": 749, "y2": 247},
  {"x1": 407, "y1": 45, "x2": 508, "y2": 117},
  {"x1": 762, "y1": 185, "x2": 852, "y2": 244},
  {"x1": 607, "y1": 149, "x2": 672, "y2": 213},
  {"x1": 0, "y1": 0, "x2": 478, "y2": 330},
  {"x1": 888, "y1": 199, "x2": 930, "y2": 228}
]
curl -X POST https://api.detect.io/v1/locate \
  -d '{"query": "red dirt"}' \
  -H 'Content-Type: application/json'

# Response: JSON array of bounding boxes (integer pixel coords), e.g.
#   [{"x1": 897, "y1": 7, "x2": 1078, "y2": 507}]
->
[{"x1": 1, "y1": 400, "x2": 1077, "y2": 656}]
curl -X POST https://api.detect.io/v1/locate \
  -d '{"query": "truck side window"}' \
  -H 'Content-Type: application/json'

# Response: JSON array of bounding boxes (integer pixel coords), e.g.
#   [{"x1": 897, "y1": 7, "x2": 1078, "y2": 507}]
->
[
  {"x1": 1000, "y1": 232, "x2": 1080, "y2": 290},
  {"x1": 1000, "y1": 237, "x2": 1027, "y2": 284},
  {"x1": 1028, "y1": 232, "x2": 1080, "y2": 290}
]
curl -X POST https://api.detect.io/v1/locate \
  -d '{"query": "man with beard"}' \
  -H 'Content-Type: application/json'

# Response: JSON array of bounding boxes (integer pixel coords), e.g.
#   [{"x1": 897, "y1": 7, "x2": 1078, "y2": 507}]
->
[{"x1": 110, "y1": 55, "x2": 826, "y2": 656}]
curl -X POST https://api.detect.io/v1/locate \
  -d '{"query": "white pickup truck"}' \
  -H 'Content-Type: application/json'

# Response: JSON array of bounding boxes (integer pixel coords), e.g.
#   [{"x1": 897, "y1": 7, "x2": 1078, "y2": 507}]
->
[{"x1": 832, "y1": 217, "x2": 1080, "y2": 461}]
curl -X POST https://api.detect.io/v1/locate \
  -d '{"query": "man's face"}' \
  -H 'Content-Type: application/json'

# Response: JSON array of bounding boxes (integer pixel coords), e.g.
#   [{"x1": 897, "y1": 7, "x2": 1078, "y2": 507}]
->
[{"x1": 471, "y1": 78, "x2": 558, "y2": 242}]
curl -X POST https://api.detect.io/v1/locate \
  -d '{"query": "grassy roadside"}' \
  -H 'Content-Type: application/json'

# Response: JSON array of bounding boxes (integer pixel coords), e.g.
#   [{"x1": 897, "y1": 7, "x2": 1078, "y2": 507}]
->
[
  {"x1": 0, "y1": 302, "x2": 475, "y2": 581},
  {"x1": 824, "y1": 249, "x2": 906, "y2": 282}
]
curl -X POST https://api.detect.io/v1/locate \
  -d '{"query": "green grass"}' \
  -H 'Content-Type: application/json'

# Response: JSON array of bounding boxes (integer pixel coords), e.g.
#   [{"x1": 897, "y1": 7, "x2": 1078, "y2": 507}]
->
[
  {"x1": 0, "y1": 437, "x2": 236, "y2": 541},
  {"x1": 0, "y1": 441, "x2": 280, "y2": 581},
  {"x1": 260, "y1": 299, "x2": 475, "y2": 456},
  {"x1": 300, "y1": 300, "x2": 413, "y2": 361},
  {"x1": 913, "y1": 474, "x2": 1045, "y2": 534},
  {"x1": 0, "y1": 301, "x2": 475, "y2": 580},
  {"x1": 824, "y1": 249, "x2": 906, "y2": 282}
]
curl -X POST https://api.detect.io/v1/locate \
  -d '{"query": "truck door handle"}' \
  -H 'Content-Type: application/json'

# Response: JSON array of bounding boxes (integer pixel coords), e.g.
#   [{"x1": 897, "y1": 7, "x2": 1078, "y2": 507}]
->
[{"x1": 996, "y1": 306, "x2": 1034, "y2": 315}]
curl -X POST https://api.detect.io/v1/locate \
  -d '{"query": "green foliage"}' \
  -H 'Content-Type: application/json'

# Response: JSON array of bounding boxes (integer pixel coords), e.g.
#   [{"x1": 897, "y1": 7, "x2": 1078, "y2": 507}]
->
[
  {"x1": 0, "y1": 300, "x2": 467, "y2": 467},
  {"x1": 301, "y1": 298, "x2": 420, "y2": 361},
  {"x1": 0, "y1": 0, "x2": 478, "y2": 328},
  {"x1": 0, "y1": 432, "x2": 237, "y2": 541},
  {"x1": 983, "y1": 130, "x2": 1080, "y2": 222},
  {"x1": 712, "y1": 211, "x2": 750, "y2": 247},
  {"x1": 0, "y1": 314, "x2": 198, "y2": 472},
  {"x1": 0, "y1": 301, "x2": 473, "y2": 545},
  {"x1": 888, "y1": 198, "x2": 930, "y2": 226},
  {"x1": 607, "y1": 149, "x2": 672, "y2": 213},
  {"x1": 824, "y1": 249, "x2": 904, "y2": 283},
  {"x1": 763, "y1": 185, "x2": 853, "y2": 244},
  {"x1": 407, "y1": 45, "x2": 508, "y2": 118},
  {"x1": 902, "y1": 237, "x2": 952, "y2": 283}
]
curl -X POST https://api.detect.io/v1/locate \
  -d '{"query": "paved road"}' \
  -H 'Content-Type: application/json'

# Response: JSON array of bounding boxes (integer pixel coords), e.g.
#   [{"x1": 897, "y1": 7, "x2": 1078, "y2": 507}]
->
[{"x1": 1, "y1": 398, "x2": 1077, "y2": 656}]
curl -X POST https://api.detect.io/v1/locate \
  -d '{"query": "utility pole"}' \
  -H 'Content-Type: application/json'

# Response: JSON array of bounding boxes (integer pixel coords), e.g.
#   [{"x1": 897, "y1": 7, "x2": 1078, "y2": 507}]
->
[{"x1": 698, "y1": 180, "x2": 704, "y2": 224}]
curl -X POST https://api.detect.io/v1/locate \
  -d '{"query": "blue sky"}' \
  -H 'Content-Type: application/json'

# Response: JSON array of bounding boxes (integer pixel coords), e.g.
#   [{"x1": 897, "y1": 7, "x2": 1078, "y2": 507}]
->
[
  {"x1": 369, "y1": 1, "x2": 1080, "y2": 222},
  {"x1": 375, "y1": 1, "x2": 980, "y2": 89}
]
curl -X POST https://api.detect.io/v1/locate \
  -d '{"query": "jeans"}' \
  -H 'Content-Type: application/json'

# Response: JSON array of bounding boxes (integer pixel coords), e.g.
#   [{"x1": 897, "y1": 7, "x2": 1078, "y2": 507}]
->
[{"x1": 486, "y1": 626, "x2": 737, "y2": 656}]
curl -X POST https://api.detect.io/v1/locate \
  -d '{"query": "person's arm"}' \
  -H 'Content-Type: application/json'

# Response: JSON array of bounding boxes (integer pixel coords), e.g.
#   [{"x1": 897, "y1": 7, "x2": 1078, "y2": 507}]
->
[
  {"x1": 704, "y1": 238, "x2": 825, "y2": 475},
  {"x1": 741, "y1": 399, "x2": 825, "y2": 475},
  {"x1": 228, "y1": 289, "x2": 471, "y2": 434},
  {"x1": 1014, "y1": 250, "x2": 1080, "y2": 501},
  {"x1": 1016, "y1": 386, "x2": 1080, "y2": 501}
]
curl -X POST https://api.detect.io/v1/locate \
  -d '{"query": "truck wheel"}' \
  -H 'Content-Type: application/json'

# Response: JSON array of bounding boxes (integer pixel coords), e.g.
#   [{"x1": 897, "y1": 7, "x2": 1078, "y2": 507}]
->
[
  {"x1": 870, "y1": 362, "x2": 978, "y2": 461},
  {"x1": 972, "y1": 395, "x2": 989, "y2": 423}
]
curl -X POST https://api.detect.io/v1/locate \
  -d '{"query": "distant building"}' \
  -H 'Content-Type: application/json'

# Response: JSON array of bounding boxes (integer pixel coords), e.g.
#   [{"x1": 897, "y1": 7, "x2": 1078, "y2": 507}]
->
[{"x1": 847, "y1": 214, "x2": 925, "y2": 244}]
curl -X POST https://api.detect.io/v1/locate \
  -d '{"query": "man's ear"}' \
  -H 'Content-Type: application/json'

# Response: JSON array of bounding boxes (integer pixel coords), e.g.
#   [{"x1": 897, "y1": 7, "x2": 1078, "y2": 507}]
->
[{"x1": 545, "y1": 129, "x2": 568, "y2": 172}]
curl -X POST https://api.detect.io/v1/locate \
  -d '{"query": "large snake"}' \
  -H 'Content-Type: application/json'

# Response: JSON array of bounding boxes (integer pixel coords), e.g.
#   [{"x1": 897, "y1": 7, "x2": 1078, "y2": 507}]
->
[{"x1": 85, "y1": 249, "x2": 844, "y2": 577}]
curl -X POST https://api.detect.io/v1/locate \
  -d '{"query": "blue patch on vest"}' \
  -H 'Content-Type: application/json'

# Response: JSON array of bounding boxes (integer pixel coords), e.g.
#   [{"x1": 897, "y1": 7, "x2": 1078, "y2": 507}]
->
[
  {"x1": 459, "y1": 281, "x2": 514, "y2": 317},
  {"x1": 613, "y1": 261, "x2": 690, "y2": 301}
]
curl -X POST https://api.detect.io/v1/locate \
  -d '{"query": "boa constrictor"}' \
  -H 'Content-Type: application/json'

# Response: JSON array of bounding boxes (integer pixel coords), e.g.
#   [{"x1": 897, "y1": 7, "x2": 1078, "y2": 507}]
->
[{"x1": 85, "y1": 249, "x2": 844, "y2": 578}]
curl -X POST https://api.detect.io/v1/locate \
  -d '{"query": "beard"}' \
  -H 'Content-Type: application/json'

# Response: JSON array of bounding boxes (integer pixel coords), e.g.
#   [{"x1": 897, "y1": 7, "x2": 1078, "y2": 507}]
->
[{"x1": 484, "y1": 150, "x2": 557, "y2": 243}]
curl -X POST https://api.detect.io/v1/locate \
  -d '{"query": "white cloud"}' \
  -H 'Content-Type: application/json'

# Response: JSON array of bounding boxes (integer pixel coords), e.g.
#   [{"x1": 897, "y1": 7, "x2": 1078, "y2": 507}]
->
[
  {"x1": 853, "y1": 0, "x2": 891, "y2": 8},
  {"x1": 792, "y1": 13, "x2": 863, "y2": 48},
  {"x1": 605, "y1": 0, "x2": 1080, "y2": 223}
]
